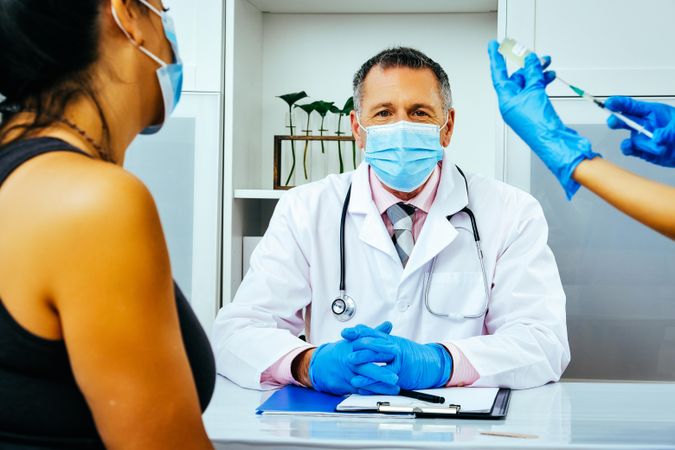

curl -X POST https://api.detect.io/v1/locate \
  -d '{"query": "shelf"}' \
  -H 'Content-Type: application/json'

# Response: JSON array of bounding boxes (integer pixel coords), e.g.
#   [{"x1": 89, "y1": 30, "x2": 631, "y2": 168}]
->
[
  {"x1": 248, "y1": 0, "x2": 497, "y2": 14},
  {"x1": 234, "y1": 189, "x2": 287, "y2": 200}
]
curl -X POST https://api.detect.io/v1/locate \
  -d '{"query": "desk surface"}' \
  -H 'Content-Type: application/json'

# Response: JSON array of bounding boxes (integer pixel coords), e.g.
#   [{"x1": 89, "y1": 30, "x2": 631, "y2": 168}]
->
[{"x1": 203, "y1": 376, "x2": 675, "y2": 450}]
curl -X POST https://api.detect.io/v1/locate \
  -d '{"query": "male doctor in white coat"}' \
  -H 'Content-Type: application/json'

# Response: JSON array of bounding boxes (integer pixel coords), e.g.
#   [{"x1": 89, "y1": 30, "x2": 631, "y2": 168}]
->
[{"x1": 213, "y1": 47, "x2": 570, "y2": 395}]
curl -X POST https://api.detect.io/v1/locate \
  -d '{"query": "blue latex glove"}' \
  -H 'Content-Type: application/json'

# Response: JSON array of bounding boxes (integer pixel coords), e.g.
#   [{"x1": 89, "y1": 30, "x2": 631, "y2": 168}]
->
[
  {"x1": 487, "y1": 40, "x2": 600, "y2": 199},
  {"x1": 342, "y1": 322, "x2": 452, "y2": 393},
  {"x1": 309, "y1": 322, "x2": 399, "y2": 395},
  {"x1": 604, "y1": 96, "x2": 675, "y2": 167}
]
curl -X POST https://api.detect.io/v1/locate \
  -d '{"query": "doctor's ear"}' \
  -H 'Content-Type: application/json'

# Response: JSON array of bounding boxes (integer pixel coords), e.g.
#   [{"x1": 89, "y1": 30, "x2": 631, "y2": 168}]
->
[
  {"x1": 109, "y1": 0, "x2": 147, "y2": 47},
  {"x1": 441, "y1": 108, "x2": 455, "y2": 148},
  {"x1": 350, "y1": 110, "x2": 366, "y2": 150}
]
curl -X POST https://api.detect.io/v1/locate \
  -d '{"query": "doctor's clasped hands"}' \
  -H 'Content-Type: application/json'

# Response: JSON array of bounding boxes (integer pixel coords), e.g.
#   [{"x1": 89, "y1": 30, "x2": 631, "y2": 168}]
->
[
  {"x1": 305, "y1": 321, "x2": 454, "y2": 395},
  {"x1": 345, "y1": 322, "x2": 453, "y2": 392}
]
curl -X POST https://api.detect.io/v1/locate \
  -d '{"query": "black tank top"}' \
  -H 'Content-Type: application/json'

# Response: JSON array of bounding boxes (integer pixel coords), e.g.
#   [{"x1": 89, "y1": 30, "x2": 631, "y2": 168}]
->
[{"x1": 0, "y1": 138, "x2": 216, "y2": 449}]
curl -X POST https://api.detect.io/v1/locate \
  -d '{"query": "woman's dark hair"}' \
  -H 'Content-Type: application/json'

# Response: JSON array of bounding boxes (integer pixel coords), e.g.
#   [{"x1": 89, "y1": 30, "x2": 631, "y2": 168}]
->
[{"x1": 0, "y1": 0, "x2": 123, "y2": 160}]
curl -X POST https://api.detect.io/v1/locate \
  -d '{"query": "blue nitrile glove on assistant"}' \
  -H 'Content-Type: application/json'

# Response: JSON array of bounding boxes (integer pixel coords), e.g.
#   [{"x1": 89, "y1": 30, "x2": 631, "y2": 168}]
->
[
  {"x1": 342, "y1": 322, "x2": 453, "y2": 393},
  {"x1": 487, "y1": 40, "x2": 600, "y2": 199},
  {"x1": 605, "y1": 96, "x2": 675, "y2": 167},
  {"x1": 309, "y1": 322, "x2": 399, "y2": 395}
]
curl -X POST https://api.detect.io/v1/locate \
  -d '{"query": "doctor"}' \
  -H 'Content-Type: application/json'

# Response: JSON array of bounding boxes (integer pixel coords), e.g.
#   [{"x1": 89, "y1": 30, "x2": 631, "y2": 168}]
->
[{"x1": 213, "y1": 47, "x2": 570, "y2": 394}]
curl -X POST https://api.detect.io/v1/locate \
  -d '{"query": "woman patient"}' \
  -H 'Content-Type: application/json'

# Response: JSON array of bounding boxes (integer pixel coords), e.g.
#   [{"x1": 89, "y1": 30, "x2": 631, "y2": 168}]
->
[{"x1": 0, "y1": 1, "x2": 215, "y2": 448}]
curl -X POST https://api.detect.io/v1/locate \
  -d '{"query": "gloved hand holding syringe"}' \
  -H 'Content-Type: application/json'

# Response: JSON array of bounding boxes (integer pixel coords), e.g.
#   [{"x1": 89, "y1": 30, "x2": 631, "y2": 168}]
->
[
  {"x1": 488, "y1": 39, "x2": 675, "y2": 240},
  {"x1": 498, "y1": 38, "x2": 654, "y2": 140}
]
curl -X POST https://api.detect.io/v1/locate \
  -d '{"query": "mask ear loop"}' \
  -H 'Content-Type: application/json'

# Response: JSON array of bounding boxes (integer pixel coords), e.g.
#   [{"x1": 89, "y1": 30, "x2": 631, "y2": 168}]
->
[
  {"x1": 439, "y1": 112, "x2": 450, "y2": 132},
  {"x1": 354, "y1": 113, "x2": 369, "y2": 151},
  {"x1": 439, "y1": 112, "x2": 451, "y2": 150},
  {"x1": 111, "y1": 3, "x2": 169, "y2": 68},
  {"x1": 137, "y1": 0, "x2": 164, "y2": 17},
  {"x1": 355, "y1": 113, "x2": 367, "y2": 133}
]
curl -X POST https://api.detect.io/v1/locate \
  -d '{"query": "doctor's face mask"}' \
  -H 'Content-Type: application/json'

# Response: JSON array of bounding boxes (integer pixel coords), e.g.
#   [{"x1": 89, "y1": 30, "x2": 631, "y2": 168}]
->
[
  {"x1": 357, "y1": 115, "x2": 448, "y2": 193},
  {"x1": 111, "y1": 0, "x2": 183, "y2": 135}
]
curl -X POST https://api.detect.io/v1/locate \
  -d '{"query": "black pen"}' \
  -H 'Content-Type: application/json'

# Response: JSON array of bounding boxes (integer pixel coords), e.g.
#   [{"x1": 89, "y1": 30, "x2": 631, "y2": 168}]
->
[{"x1": 398, "y1": 389, "x2": 445, "y2": 404}]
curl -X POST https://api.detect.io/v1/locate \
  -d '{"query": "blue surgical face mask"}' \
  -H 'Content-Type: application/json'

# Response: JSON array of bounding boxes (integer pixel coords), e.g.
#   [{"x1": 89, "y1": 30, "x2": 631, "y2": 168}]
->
[
  {"x1": 358, "y1": 116, "x2": 448, "y2": 192},
  {"x1": 112, "y1": 0, "x2": 183, "y2": 135}
]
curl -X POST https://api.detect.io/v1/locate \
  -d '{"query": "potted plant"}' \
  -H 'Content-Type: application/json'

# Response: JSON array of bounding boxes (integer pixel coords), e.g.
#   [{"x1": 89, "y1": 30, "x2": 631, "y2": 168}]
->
[
  {"x1": 294, "y1": 102, "x2": 316, "y2": 180},
  {"x1": 334, "y1": 97, "x2": 355, "y2": 173},
  {"x1": 277, "y1": 91, "x2": 308, "y2": 185}
]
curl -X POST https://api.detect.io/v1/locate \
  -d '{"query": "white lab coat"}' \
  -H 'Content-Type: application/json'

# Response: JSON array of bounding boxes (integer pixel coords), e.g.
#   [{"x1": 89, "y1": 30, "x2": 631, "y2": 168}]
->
[{"x1": 213, "y1": 150, "x2": 570, "y2": 390}]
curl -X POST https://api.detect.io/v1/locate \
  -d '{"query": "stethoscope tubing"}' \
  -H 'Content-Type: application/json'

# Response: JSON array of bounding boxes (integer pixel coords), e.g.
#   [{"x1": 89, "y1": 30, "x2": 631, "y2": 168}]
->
[{"x1": 333, "y1": 165, "x2": 490, "y2": 321}]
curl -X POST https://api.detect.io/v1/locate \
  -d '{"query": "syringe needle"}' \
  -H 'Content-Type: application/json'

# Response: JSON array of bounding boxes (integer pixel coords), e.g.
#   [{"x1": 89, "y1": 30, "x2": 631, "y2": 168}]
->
[
  {"x1": 608, "y1": 110, "x2": 654, "y2": 139},
  {"x1": 555, "y1": 77, "x2": 654, "y2": 139},
  {"x1": 500, "y1": 39, "x2": 655, "y2": 140}
]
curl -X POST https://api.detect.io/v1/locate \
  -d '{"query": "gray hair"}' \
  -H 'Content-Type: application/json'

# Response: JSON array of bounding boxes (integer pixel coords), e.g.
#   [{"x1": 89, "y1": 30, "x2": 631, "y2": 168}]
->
[{"x1": 353, "y1": 47, "x2": 453, "y2": 113}]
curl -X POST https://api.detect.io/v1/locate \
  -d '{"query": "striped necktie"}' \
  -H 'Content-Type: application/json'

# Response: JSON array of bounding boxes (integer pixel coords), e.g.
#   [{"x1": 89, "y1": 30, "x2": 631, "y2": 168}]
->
[{"x1": 386, "y1": 202, "x2": 416, "y2": 267}]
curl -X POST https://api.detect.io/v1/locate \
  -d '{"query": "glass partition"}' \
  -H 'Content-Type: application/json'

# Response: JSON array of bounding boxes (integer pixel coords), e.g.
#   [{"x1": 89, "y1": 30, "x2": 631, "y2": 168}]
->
[{"x1": 512, "y1": 98, "x2": 675, "y2": 381}]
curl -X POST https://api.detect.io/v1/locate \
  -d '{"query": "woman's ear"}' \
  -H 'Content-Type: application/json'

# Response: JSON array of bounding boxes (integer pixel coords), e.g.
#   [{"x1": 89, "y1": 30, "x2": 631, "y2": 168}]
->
[
  {"x1": 441, "y1": 108, "x2": 455, "y2": 148},
  {"x1": 350, "y1": 110, "x2": 366, "y2": 150},
  {"x1": 110, "y1": 0, "x2": 146, "y2": 47}
]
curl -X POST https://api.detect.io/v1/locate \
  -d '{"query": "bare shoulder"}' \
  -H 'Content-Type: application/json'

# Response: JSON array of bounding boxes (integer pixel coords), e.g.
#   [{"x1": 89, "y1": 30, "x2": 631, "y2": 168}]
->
[
  {"x1": 2, "y1": 152, "x2": 169, "y2": 291},
  {"x1": 22, "y1": 153, "x2": 160, "y2": 234}
]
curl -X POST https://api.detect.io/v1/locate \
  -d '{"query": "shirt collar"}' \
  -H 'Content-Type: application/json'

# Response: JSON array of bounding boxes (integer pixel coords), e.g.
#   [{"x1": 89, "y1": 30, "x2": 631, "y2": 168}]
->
[{"x1": 369, "y1": 163, "x2": 442, "y2": 215}]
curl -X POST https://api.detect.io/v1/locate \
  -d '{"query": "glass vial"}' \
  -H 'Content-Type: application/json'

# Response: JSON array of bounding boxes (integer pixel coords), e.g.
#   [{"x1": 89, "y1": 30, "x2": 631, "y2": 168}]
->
[{"x1": 498, "y1": 38, "x2": 532, "y2": 67}]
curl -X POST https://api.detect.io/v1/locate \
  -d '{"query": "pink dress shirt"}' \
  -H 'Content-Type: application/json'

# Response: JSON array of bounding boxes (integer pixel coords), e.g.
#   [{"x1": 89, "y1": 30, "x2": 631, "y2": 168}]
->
[{"x1": 260, "y1": 165, "x2": 479, "y2": 388}]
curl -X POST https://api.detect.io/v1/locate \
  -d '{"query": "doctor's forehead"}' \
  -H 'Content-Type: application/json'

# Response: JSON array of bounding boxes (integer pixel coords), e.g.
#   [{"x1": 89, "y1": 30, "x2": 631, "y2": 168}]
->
[{"x1": 359, "y1": 66, "x2": 445, "y2": 111}]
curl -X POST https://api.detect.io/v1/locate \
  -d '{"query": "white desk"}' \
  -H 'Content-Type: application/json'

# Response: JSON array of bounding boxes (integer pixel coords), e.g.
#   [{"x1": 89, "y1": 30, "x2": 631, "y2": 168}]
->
[{"x1": 203, "y1": 376, "x2": 675, "y2": 449}]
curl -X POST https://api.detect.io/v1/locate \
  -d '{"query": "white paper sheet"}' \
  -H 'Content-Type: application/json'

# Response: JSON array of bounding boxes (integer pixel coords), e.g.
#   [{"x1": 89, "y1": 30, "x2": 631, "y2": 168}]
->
[{"x1": 337, "y1": 387, "x2": 499, "y2": 413}]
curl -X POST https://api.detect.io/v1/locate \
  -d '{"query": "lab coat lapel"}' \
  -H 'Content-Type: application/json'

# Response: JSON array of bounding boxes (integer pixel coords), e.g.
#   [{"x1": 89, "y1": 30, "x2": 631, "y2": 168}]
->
[
  {"x1": 402, "y1": 155, "x2": 469, "y2": 279},
  {"x1": 348, "y1": 163, "x2": 400, "y2": 261}
]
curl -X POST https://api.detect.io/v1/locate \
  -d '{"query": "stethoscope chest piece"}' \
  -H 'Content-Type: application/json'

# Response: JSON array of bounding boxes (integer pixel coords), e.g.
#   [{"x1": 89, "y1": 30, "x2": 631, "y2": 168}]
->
[{"x1": 332, "y1": 292, "x2": 356, "y2": 322}]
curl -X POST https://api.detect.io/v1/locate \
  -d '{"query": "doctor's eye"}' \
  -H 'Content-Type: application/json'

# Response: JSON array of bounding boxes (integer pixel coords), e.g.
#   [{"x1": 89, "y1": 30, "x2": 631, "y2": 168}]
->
[
  {"x1": 374, "y1": 110, "x2": 392, "y2": 118},
  {"x1": 412, "y1": 110, "x2": 430, "y2": 118}
]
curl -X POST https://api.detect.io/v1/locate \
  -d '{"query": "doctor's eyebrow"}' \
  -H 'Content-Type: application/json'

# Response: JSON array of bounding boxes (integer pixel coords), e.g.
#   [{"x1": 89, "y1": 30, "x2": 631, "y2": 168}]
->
[
  {"x1": 367, "y1": 102, "x2": 438, "y2": 114},
  {"x1": 406, "y1": 103, "x2": 440, "y2": 115},
  {"x1": 368, "y1": 102, "x2": 396, "y2": 112}
]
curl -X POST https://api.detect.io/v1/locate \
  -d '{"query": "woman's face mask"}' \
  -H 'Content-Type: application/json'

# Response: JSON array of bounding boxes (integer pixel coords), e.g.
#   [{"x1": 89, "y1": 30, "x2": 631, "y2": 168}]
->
[
  {"x1": 358, "y1": 115, "x2": 448, "y2": 192},
  {"x1": 111, "y1": 0, "x2": 183, "y2": 135}
]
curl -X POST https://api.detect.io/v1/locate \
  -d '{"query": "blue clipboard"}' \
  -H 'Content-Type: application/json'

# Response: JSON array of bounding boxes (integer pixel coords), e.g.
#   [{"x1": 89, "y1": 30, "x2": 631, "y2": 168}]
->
[
  {"x1": 256, "y1": 385, "x2": 344, "y2": 415},
  {"x1": 256, "y1": 385, "x2": 511, "y2": 420}
]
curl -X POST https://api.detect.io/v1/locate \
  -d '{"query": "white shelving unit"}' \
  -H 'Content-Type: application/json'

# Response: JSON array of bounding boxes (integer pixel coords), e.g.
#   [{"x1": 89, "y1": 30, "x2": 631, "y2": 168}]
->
[{"x1": 221, "y1": 0, "x2": 505, "y2": 302}]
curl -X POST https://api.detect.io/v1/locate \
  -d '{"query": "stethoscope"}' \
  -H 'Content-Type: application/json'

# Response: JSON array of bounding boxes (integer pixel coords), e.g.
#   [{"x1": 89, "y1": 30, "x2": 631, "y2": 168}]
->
[{"x1": 331, "y1": 166, "x2": 490, "y2": 322}]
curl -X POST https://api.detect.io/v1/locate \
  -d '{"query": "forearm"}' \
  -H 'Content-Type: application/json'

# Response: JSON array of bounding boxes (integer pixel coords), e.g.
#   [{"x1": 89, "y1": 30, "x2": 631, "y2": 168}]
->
[
  {"x1": 452, "y1": 326, "x2": 569, "y2": 388},
  {"x1": 573, "y1": 157, "x2": 675, "y2": 239},
  {"x1": 291, "y1": 348, "x2": 314, "y2": 387}
]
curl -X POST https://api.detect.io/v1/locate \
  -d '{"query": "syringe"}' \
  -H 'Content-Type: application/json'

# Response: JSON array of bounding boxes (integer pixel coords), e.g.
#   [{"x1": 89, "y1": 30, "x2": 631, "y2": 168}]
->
[
  {"x1": 555, "y1": 76, "x2": 654, "y2": 139},
  {"x1": 498, "y1": 38, "x2": 654, "y2": 139}
]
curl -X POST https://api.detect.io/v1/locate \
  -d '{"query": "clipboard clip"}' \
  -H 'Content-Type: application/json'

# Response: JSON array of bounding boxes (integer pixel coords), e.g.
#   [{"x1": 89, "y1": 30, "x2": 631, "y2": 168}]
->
[{"x1": 376, "y1": 401, "x2": 461, "y2": 415}]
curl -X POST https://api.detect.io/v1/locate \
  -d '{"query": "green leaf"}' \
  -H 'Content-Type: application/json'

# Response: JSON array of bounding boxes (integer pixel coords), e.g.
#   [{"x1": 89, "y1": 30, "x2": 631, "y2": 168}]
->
[
  {"x1": 277, "y1": 91, "x2": 308, "y2": 107},
  {"x1": 312, "y1": 100, "x2": 335, "y2": 117},
  {"x1": 329, "y1": 104, "x2": 341, "y2": 114},
  {"x1": 294, "y1": 102, "x2": 316, "y2": 114},
  {"x1": 339, "y1": 97, "x2": 354, "y2": 115}
]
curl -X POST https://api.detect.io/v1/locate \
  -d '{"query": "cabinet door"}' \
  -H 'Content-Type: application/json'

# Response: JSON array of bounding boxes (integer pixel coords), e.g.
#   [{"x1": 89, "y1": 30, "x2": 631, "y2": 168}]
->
[
  {"x1": 125, "y1": 93, "x2": 222, "y2": 330},
  {"x1": 165, "y1": 0, "x2": 223, "y2": 93},
  {"x1": 505, "y1": 97, "x2": 675, "y2": 381},
  {"x1": 505, "y1": 0, "x2": 675, "y2": 97}
]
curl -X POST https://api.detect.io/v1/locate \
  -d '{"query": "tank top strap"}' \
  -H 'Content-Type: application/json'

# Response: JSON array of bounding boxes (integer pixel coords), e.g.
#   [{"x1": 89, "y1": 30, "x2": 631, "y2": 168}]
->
[{"x1": 0, "y1": 137, "x2": 91, "y2": 188}]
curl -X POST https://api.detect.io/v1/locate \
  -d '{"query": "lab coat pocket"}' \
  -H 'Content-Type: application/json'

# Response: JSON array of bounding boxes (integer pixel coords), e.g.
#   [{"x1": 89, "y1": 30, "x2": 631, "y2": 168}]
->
[{"x1": 425, "y1": 272, "x2": 486, "y2": 321}]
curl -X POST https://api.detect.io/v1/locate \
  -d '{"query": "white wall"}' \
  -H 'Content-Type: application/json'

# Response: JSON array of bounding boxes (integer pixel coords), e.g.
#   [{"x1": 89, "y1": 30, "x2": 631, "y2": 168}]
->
[{"x1": 258, "y1": 12, "x2": 498, "y2": 188}]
